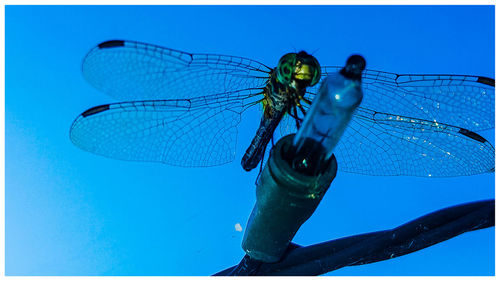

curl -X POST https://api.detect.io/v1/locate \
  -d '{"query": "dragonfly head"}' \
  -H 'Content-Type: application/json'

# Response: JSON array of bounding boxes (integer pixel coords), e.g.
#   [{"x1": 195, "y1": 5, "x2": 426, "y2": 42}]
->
[{"x1": 276, "y1": 51, "x2": 321, "y2": 90}]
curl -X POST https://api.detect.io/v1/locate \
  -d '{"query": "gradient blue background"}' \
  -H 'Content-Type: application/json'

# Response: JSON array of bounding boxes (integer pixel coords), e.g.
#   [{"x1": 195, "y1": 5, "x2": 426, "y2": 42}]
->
[{"x1": 6, "y1": 5, "x2": 495, "y2": 276}]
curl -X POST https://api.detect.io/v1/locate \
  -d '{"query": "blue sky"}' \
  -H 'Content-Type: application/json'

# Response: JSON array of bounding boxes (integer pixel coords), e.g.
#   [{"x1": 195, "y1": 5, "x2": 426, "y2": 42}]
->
[{"x1": 6, "y1": 5, "x2": 494, "y2": 275}]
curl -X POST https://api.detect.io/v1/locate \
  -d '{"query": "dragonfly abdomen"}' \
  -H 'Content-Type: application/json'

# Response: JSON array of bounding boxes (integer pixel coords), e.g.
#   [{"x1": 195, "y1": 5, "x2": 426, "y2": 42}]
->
[{"x1": 242, "y1": 108, "x2": 287, "y2": 171}]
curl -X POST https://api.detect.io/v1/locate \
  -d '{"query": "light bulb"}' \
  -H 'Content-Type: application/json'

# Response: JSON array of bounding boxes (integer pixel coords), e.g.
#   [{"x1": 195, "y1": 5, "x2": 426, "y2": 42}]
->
[{"x1": 288, "y1": 55, "x2": 365, "y2": 175}]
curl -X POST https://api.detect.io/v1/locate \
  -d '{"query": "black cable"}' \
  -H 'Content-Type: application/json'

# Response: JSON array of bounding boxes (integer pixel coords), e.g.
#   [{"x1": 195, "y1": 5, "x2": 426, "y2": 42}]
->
[
  {"x1": 214, "y1": 199, "x2": 494, "y2": 276},
  {"x1": 226, "y1": 254, "x2": 262, "y2": 276}
]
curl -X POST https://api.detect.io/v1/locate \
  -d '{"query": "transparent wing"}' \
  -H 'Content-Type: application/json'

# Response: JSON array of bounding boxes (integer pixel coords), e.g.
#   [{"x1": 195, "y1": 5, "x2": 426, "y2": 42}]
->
[
  {"x1": 70, "y1": 89, "x2": 262, "y2": 167},
  {"x1": 277, "y1": 113, "x2": 299, "y2": 139},
  {"x1": 298, "y1": 68, "x2": 495, "y2": 177},
  {"x1": 321, "y1": 67, "x2": 494, "y2": 132},
  {"x1": 333, "y1": 107, "x2": 494, "y2": 177},
  {"x1": 82, "y1": 40, "x2": 271, "y2": 100}
]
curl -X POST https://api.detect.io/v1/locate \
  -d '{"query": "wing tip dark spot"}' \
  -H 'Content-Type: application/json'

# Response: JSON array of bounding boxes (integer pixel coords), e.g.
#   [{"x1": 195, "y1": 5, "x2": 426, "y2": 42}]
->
[
  {"x1": 458, "y1": 128, "x2": 487, "y2": 143},
  {"x1": 82, "y1": 104, "x2": 110, "y2": 117},
  {"x1": 98, "y1": 40, "x2": 125, "y2": 49},
  {"x1": 477, "y1": 76, "x2": 495, "y2": 87}
]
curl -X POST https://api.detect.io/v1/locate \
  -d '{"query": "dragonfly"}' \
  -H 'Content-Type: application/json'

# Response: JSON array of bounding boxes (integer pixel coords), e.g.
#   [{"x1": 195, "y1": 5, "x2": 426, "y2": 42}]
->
[{"x1": 70, "y1": 40, "x2": 495, "y2": 177}]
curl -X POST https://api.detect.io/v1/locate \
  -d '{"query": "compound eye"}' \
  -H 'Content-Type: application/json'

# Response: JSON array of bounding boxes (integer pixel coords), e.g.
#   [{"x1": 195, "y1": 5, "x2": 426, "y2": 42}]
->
[
  {"x1": 276, "y1": 53, "x2": 297, "y2": 84},
  {"x1": 282, "y1": 65, "x2": 291, "y2": 75}
]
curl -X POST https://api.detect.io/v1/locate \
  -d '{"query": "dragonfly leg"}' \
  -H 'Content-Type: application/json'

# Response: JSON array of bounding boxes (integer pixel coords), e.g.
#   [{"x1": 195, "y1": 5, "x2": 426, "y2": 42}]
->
[
  {"x1": 300, "y1": 96, "x2": 313, "y2": 105},
  {"x1": 289, "y1": 106, "x2": 303, "y2": 129},
  {"x1": 297, "y1": 102, "x2": 307, "y2": 116}
]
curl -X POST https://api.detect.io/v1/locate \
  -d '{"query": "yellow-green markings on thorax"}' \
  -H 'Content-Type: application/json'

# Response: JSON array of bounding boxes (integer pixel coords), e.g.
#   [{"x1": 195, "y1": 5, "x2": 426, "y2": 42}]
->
[{"x1": 261, "y1": 51, "x2": 321, "y2": 118}]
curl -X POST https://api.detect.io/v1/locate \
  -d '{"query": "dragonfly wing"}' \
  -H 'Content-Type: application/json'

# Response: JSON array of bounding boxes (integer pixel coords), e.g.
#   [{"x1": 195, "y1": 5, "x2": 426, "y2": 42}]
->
[
  {"x1": 334, "y1": 107, "x2": 494, "y2": 177},
  {"x1": 70, "y1": 89, "x2": 262, "y2": 167},
  {"x1": 322, "y1": 67, "x2": 494, "y2": 131},
  {"x1": 83, "y1": 40, "x2": 270, "y2": 100},
  {"x1": 277, "y1": 113, "x2": 298, "y2": 139}
]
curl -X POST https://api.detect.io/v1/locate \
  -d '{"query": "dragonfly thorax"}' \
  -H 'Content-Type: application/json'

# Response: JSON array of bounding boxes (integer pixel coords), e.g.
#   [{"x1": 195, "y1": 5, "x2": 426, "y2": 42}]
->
[
  {"x1": 261, "y1": 70, "x2": 301, "y2": 118},
  {"x1": 260, "y1": 52, "x2": 321, "y2": 118}
]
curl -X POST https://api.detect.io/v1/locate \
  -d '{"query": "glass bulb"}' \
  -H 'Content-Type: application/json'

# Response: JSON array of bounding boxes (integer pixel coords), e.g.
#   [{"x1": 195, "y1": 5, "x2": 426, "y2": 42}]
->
[{"x1": 288, "y1": 55, "x2": 365, "y2": 175}]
